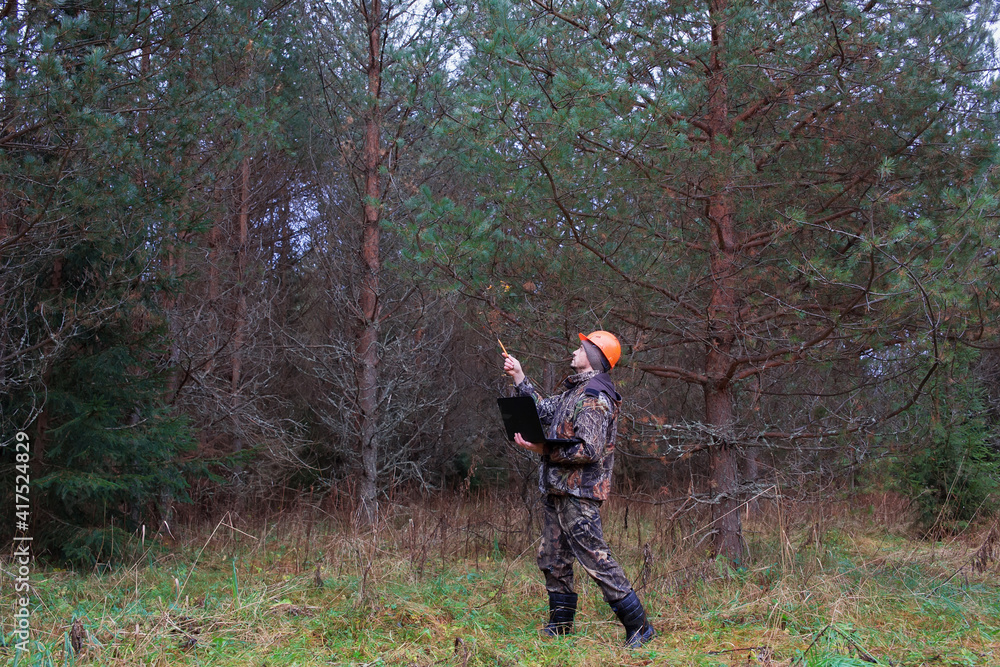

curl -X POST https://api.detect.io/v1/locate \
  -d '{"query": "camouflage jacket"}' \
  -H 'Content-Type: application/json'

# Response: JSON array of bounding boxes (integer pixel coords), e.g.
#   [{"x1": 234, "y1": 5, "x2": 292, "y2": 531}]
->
[{"x1": 516, "y1": 370, "x2": 622, "y2": 502}]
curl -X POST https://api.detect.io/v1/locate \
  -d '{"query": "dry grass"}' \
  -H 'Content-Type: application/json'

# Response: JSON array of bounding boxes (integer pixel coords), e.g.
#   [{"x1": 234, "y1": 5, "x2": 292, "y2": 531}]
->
[{"x1": 3, "y1": 490, "x2": 1000, "y2": 666}]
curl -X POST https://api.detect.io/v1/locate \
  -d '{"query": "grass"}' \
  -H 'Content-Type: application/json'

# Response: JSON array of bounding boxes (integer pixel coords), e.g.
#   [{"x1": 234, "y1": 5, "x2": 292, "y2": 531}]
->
[{"x1": 2, "y1": 491, "x2": 1000, "y2": 666}]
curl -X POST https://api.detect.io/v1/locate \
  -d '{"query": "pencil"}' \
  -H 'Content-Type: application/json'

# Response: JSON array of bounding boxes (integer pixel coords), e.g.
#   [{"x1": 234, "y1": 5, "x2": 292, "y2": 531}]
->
[{"x1": 498, "y1": 338, "x2": 509, "y2": 357}]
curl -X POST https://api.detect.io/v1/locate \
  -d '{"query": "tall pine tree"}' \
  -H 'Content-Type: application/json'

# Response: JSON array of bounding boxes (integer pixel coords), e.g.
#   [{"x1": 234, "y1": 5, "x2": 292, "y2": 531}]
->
[
  {"x1": 425, "y1": 0, "x2": 1000, "y2": 560},
  {"x1": 301, "y1": 0, "x2": 460, "y2": 519}
]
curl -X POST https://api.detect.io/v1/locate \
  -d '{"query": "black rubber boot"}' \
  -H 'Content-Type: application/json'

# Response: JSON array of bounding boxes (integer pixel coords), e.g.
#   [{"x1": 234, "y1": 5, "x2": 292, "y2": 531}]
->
[
  {"x1": 541, "y1": 591, "x2": 577, "y2": 636},
  {"x1": 609, "y1": 590, "x2": 655, "y2": 648}
]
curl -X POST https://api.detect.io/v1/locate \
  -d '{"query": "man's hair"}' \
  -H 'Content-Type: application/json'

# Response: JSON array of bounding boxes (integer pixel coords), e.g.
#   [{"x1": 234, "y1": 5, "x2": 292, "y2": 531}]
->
[{"x1": 582, "y1": 339, "x2": 611, "y2": 373}]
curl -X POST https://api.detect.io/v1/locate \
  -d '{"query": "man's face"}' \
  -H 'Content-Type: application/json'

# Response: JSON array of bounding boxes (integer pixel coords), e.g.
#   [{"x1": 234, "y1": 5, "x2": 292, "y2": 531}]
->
[{"x1": 571, "y1": 345, "x2": 592, "y2": 373}]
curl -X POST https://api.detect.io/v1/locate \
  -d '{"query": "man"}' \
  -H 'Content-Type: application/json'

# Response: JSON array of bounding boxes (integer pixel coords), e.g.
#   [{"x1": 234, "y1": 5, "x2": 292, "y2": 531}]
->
[{"x1": 503, "y1": 331, "x2": 655, "y2": 648}]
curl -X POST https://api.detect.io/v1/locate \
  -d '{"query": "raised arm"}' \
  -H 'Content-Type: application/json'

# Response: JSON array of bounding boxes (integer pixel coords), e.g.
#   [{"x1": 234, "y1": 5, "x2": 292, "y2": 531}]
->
[{"x1": 504, "y1": 354, "x2": 558, "y2": 424}]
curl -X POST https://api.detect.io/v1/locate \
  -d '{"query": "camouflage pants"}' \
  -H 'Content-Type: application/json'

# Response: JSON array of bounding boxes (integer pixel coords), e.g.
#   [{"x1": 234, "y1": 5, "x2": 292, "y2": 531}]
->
[{"x1": 537, "y1": 494, "x2": 632, "y2": 603}]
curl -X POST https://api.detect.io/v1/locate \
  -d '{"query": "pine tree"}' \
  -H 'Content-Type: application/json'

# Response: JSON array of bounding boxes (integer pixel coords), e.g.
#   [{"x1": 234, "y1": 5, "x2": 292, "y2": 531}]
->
[
  {"x1": 429, "y1": 0, "x2": 1000, "y2": 560},
  {"x1": 901, "y1": 348, "x2": 1000, "y2": 536},
  {"x1": 0, "y1": 0, "x2": 297, "y2": 560},
  {"x1": 300, "y1": 0, "x2": 460, "y2": 519}
]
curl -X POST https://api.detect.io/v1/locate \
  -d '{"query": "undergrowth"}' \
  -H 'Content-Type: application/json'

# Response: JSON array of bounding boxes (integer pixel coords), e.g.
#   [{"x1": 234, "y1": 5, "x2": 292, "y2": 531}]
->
[{"x1": 2, "y1": 492, "x2": 999, "y2": 666}]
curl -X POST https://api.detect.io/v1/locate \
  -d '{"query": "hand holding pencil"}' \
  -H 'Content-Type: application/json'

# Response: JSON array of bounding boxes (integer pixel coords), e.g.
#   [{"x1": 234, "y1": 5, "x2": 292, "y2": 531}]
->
[{"x1": 500, "y1": 338, "x2": 526, "y2": 385}]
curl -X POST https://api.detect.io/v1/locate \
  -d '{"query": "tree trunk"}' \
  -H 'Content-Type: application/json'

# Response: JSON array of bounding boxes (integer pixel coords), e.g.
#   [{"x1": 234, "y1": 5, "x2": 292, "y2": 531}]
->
[
  {"x1": 231, "y1": 157, "x2": 249, "y2": 452},
  {"x1": 276, "y1": 191, "x2": 291, "y2": 322},
  {"x1": 705, "y1": 383, "x2": 742, "y2": 560},
  {"x1": 742, "y1": 446, "x2": 759, "y2": 514},
  {"x1": 164, "y1": 156, "x2": 190, "y2": 398},
  {"x1": 356, "y1": 0, "x2": 384, "y2": 522},
  {"x1": 705, "y1": 0, "x2": 743, "y2": 563},
  {"x1": 205, "y1": 221, "x2": 220, "y2": 377},
  {"x1": 744, "y1": 375, "x2": 762, "y2": 490},
  {"x1": 1, "y1": 1, "x2": 17, "y2": 92}
]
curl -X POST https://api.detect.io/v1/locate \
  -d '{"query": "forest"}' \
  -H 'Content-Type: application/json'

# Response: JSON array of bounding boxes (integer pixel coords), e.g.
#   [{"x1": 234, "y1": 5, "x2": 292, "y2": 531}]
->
[{"x1": 2, "y1": 0, "x2": 1000, "y2": 665}]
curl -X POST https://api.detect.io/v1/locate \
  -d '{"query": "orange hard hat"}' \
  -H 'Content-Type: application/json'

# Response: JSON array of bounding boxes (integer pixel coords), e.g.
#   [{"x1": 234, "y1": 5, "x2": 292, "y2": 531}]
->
[{"x1": 578, "y1": 330, "x2": 621, "y2": 369}]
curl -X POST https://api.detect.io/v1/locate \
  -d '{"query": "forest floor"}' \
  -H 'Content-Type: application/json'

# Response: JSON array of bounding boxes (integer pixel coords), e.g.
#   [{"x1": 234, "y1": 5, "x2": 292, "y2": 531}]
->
[{"x1": 4, "y1": 492, "x2": 1000, "y2": 666}]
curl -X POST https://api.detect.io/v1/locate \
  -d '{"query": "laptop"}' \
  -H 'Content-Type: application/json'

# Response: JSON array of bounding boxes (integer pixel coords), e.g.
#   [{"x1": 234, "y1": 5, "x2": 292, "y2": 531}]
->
[{"x1": 497, "y1": 396, "x2": 582, "y2": 446}]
